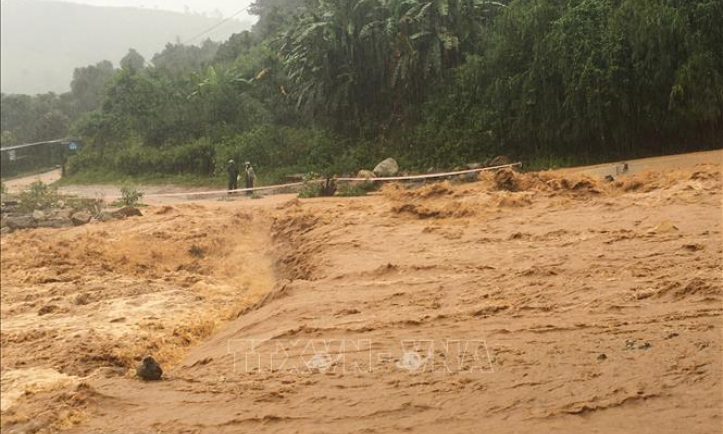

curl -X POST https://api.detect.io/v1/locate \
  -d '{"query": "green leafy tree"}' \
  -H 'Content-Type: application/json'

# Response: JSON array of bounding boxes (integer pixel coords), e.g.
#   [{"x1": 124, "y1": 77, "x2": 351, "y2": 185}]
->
[
  {"x1": 70, "y1": 60, "x2": 117, "y2": 115},
  {"x1": 120, "y1": 48, "x2": 146, "y2": 72}
]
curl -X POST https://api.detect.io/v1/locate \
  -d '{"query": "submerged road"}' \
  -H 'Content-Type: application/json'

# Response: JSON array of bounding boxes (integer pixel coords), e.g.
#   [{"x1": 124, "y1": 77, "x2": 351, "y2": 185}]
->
[{"x1": 3, "y1": 149, "x2": 721, "y2": 203}]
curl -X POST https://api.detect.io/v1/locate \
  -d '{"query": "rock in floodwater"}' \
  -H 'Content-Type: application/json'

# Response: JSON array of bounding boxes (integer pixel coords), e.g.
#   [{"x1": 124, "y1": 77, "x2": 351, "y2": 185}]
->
[
  {"x1": 71, "y1": 211, "x2": 92, "y2": 226},
  {"x1": 137, "y1": 356, "x2": 163, "y2": 381},
  {"x1": 111, "y1": 206, "x2": 143, "y2": 219}
]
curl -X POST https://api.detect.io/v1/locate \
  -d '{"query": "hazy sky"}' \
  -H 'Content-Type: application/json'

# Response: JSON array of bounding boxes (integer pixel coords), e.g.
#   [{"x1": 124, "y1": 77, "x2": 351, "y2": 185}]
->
[{"x1": 51, "y1": 0, "x2": 256, "y2": 20}]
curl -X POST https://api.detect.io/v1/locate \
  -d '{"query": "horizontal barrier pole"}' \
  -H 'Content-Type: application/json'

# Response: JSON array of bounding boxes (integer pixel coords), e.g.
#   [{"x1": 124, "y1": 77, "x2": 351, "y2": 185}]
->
[
  {"x1": 336, "y1": 162, "x2": 522, "y2": 182},
  {"x1": 145, "y1": 181, "x2": 308, "y2": 198}
]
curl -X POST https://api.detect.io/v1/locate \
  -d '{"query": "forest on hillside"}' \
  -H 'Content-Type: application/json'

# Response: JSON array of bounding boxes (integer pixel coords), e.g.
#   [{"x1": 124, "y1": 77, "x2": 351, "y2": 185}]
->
[{"x1": 1, "y1": 0, "x2": 722, "y2": 181}]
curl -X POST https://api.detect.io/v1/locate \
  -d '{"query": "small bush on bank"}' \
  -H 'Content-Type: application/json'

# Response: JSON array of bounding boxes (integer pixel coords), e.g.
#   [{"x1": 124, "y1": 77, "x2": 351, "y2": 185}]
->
[
  {"x1": 120, "y1": 184, "x2": 144, "y2": 206},
  {"x1": 17, "y1": 181, "x2": 63, "y2": 212},
  {"x1": 16, "y1": 181, "x2": 104, "y2": 215},
  {"x1": 336, "y1": 181, "x2": 377, "y2": 197}
]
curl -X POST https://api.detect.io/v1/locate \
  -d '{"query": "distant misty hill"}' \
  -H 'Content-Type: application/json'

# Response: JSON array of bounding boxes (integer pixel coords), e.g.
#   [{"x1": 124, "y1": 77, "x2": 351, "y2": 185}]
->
[{"x1": 0, "y1": 0, "x2": 252, "y2": 94}]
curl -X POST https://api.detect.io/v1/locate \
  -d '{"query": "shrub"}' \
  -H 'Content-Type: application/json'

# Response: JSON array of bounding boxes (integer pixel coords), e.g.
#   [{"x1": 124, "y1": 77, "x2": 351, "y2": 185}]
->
[
  {"x1": 336, "y1": 181, "x2": 376, "y2": 197},
  {"x1": 17, "y1": 181, "x2": 62, "y2": 212},
  {"x1": 120, "y1": 184, "x2": 144, "y2": 206}
]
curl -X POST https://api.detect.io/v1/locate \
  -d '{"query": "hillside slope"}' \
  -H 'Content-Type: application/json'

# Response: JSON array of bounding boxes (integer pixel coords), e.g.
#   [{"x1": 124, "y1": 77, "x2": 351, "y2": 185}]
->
[{"x1": 0, "y1": 0, "x2": 252, "y2": 94}]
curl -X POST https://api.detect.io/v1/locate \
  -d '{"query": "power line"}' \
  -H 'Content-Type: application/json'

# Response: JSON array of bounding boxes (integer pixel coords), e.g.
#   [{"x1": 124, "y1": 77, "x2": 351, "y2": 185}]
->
[
  {"x1": 147, "y1": 5, "x2": 251, "y2": 66},
  {"x1": 0, "y1": 139, "x2": 66, "y2": 152},
  {"x1": 182, "y1": 5, "x2": 251, "y2": 45}
]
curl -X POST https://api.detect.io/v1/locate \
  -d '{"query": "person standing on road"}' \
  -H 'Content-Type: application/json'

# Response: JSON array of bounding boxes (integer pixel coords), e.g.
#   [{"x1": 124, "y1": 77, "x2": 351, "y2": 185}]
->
[
  {"x1": 245, "y1": 161, "x2": 256, "y2": 196},
  {"x1": 227, "y1": 159, "x2": 239, "y2": 193}
]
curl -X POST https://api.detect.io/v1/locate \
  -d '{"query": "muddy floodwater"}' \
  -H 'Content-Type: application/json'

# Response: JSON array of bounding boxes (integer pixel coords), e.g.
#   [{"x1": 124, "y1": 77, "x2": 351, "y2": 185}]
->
[{"x1": 1, "y1": 153, "x2": 721, "y2": 433}]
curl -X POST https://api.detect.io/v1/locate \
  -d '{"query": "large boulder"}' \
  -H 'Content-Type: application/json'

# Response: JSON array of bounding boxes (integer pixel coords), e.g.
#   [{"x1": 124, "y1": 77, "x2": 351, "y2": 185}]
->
[
  {"x1": 373, "y1": 158, "x2": 399, "y2": 177},
  {"x1": 71, "y1": 211, "x2": 92, "y2": 226},
  {"x1": 6, "y1": 215, "x2": 37, "y2": 230}
]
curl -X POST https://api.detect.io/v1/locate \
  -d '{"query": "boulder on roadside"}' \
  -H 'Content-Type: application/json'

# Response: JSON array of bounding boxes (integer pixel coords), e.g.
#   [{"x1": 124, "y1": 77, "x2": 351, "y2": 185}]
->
[
  {"x1": 373, "y1": 158, "x2": 399, "y2": 177},
  {"x1": 71, "y1": 211, "x2": 92, "y2": 226},
  {"x1": 111, "y1": 206, "x2": 142, "y2": 219},
  {"x1": 32, "y1": 210, "x2": 46, "y2": 222},
  {"x1": 6, "y1": 215, "x2": 37, "y2": 230},
  {"x1": 357, "y1": 170, "x2": 376, "y2": 179}
]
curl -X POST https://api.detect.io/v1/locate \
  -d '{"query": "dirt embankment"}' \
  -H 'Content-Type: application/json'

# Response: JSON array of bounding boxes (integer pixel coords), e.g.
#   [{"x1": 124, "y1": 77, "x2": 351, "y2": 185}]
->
[{"x1": 1, "y1": 161, "x2": 721, "y2": 434}]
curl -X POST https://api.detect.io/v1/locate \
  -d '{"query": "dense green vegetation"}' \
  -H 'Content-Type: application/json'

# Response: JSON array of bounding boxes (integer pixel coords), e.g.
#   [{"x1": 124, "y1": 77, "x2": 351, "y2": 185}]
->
[{"x1": 2, "y1": 0, "x2": 721, "y2": 182}]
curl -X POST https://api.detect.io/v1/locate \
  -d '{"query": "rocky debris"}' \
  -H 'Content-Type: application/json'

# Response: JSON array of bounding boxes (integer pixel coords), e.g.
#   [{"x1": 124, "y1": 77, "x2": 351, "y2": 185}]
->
[
  {"x1": 71, "y1": 211, "x2": 92, "y2": 226},
  {"x1": 74, "y1": 293, "x2": 92, "y2": 305},
  {"x1": 357, "y1": 169, "x2": 376, "y2": 179},
  {"x1": 597, "y1": 353, "x2": 607, "y2": 361},
  {"x1": 1, "y1": 204, "x2": 145, "y2": 233},
  {"x1": 647, "y1": 220, "x2": 678, "y2": 235},
  {"x1": 373, "y1": 158, "x2": 399, "y2": 177},
  {"x1": 137, "y1": 356, "x2": 163, "y2": 381},
  {"x1": 38, "y1": 218, "x2": 74, "y2": 229},
  {"x1": 96, "y1": 211, "x2": 115, "y2": 222},
  {"x1": 624, "y1": 339, "x2": 652, "y2": 350},
  {"x1": 52, "y1": 208, "x2": 74, "y2": 220},
  {"x1": 38, "y1": 304, "x2": 59, "y2": 316},
  {"x1": 5, "y1": 215, "x2": 37, "y2": 230},
  {"x1": 682, "y1": 243, "x2": 704, "y2": 252},
  {"x1": 111, "y1": 206, "x2": 143, "y2": 219}
]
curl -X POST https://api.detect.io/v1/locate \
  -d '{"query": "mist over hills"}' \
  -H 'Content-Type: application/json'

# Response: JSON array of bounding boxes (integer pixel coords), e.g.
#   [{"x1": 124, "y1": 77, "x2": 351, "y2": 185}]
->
[{"x1": 1, "y1": 0, "x2": 253, "y2": 94}]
